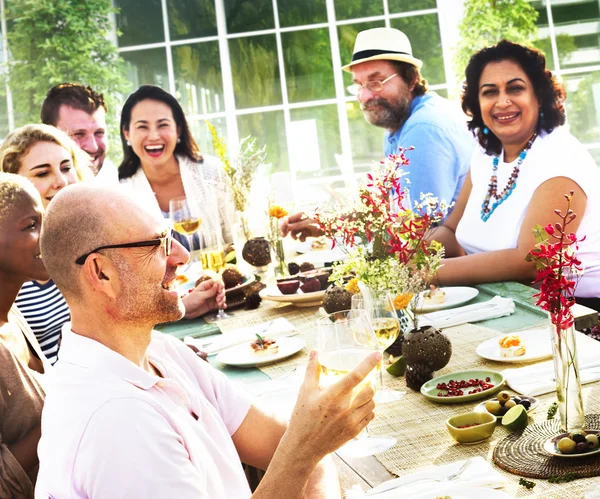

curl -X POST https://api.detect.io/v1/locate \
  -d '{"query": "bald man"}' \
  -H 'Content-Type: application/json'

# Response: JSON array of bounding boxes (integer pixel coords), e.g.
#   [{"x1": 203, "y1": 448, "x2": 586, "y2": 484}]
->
[{"x1": 36, "y1": 184, "x2": 380, "y2": 499}]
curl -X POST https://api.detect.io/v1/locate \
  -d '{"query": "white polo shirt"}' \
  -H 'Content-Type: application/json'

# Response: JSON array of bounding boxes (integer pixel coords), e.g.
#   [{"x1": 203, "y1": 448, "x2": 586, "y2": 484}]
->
[{"x1": 35, "y1": 327, "x2": 252, "y2": 498}]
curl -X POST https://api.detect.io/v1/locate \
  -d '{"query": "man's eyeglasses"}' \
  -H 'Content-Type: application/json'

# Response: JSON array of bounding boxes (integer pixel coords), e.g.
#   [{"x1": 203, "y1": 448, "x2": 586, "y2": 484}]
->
[
  {"x1": 347, "y1": 73, "x2": 398, "y2": 96},
  {"x1": 75, "y1": 228, "x2": 173, "y2": 265}
]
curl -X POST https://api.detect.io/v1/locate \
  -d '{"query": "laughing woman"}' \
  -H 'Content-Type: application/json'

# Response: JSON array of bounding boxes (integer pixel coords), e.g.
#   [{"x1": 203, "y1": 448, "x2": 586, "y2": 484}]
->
[
  {"x1": 0, "y1": 124, "x2": 91, "y2": 364},
  {"x1": 431, "y1": 41, "x2": 600, "y2": 307},
  {"x1": 0, "y1": 173, "x2": 51, "y2": 497}
]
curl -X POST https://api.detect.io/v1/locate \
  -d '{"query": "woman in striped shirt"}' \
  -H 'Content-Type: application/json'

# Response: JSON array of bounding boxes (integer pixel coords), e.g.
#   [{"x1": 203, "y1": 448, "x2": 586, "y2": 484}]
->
[{"x1": 0, "y1": 124, "x2": 91, "y2": 364}]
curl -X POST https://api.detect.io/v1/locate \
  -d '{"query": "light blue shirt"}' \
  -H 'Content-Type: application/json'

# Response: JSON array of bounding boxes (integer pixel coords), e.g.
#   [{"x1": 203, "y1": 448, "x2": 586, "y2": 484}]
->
[{"x1": 384, "y1": 92, "x2": 474, "y2": 206}]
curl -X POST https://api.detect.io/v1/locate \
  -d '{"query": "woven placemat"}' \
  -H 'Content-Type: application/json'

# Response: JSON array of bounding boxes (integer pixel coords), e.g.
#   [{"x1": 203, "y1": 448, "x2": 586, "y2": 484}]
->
[{"x1": 493, "y1": 414, "x2": 600, "y2": 478}]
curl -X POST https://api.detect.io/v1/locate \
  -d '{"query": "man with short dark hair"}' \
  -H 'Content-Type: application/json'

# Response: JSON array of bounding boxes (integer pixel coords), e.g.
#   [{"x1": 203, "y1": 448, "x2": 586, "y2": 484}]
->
[
  {"x1": 282, "y1": 28, "x2": 473, "y2": 241},
  {"x1": 41, "y1": 83, "x2": 117, "y2": 182},
  {"x1": 36, "y1": 184, "x2": 379, "y2": 498}
]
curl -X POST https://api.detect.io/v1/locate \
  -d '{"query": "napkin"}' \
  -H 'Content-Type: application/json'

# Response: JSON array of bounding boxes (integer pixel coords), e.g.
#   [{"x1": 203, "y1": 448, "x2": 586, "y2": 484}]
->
[
  {"x1": 183, "y1": 317, "x2": 296, "y2": 355},
  {"x1": 419, "y1": 296, "x2": 515, "y2": 329},
  {"x1": 345, "y1": 457, "x2": 508, "y2": 498},
  {"x1": 503, "y1": 332, "x2": 600, "y2": 396}
]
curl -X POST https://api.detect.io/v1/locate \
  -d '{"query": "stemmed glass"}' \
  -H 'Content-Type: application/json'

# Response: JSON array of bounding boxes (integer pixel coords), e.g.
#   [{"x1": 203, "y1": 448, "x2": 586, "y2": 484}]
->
[
  {"x1": 351, "y1": 291, "x2": 406, "y2": 404},
  {"x1": 317, "y1": 309, "x2": 397, "y2": 458},
  {"x1": 201, "y1": 227, "x2": 229, "y2": 320},
  {"x1": 169, "y1": 197, "x2": 202, "y2": 271}
]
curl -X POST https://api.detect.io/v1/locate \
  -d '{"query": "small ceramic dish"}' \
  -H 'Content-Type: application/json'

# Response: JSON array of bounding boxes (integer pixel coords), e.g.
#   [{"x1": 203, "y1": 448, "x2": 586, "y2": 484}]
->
[
  {"x1": 446, "y1": 411, "x2": 497, "y2": 444},
  {"x1": 421, "y1": 369, "x2": 504, "y2": 404},
  {"x1": 543, "y1": 429, "x2": 600, "y2": 458},
  {"x1": 474, "y1": 395, "x2": 539, "y2": 421}
]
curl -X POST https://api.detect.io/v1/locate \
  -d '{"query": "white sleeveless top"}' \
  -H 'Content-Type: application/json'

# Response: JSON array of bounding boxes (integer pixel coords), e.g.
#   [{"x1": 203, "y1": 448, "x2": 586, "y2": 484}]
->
[{"x1": 455, "y1": 127, "x2": 600, "y2": 298}]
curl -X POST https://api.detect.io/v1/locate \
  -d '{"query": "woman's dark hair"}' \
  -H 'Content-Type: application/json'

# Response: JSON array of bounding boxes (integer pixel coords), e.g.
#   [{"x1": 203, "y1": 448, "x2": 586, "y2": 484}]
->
[
  {"x1": 461, "y1": 40, "x2": 566, "y2": 156},
  {"x1": 118, "y1": 85, "x2": 202, "y2": 179}
]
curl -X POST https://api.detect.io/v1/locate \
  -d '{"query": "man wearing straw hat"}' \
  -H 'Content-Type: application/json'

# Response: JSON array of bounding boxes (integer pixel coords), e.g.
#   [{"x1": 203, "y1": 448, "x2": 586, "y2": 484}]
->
[{"x1": 283, "y1": 28, "x2": 473, "y2": 241}]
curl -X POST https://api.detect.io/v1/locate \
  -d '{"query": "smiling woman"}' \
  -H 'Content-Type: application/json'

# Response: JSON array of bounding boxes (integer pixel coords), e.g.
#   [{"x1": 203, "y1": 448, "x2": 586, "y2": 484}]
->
[{"x1": 428, "y1": 40, "x2": 600, "y2": 309}]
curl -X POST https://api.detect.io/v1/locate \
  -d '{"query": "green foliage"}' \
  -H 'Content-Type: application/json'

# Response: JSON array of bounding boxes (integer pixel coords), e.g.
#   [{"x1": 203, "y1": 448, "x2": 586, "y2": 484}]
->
[
  {"x1": 547, "y1": 401, "x2": 558, "y2": 420},
  {"x1": 548, "y1": 472, "x2": 579, "y2": 483},
  {"x1": 453, "y1": 0, "x2": 539, "y2": 85},
  {"x1": 4, "y1": 0, "x2": 129, "y2": 158},
  {"x1": 518, "y1": 477, "x2": 536, "y2": 490}
]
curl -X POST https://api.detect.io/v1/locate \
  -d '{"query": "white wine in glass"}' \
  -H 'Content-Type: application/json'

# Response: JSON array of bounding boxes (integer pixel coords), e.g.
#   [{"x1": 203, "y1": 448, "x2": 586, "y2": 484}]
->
[
  {"x1": 169, "y1": 197, "x2": 202, "y2": 266},
  {"x1": 202, "y1": 226, "x2": 230, "y2": 320},
  {"x1": 173, "y1": 218, "x2": 202, "y2": 236},
  {"x1": 200, "y1": 248, "x2": 226, "y2": 273},
  {"x1": 317, "y1": 309, "x2": 396, "y2": 458}
]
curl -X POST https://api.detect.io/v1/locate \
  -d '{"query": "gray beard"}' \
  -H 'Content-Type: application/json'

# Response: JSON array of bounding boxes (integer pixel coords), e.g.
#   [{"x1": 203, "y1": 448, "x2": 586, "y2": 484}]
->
[{"x1": 361, "y1": 97, "x2": 411, "y2": 132}]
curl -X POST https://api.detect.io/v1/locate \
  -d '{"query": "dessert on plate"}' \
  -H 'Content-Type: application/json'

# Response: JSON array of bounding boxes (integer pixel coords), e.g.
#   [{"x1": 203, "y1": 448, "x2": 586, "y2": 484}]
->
[
  {"x1": 498, "y1": 334, "x2": 526, "y2": 357},
  {"x1": 250, "y1": 334, "x2": 278, "y2": 356},
  {"x1": 310, "y1": 236, "x2": 328, "y2": 250},
  {"x1": 423, "y1": 284, "x2": 446, "y2": 304}
]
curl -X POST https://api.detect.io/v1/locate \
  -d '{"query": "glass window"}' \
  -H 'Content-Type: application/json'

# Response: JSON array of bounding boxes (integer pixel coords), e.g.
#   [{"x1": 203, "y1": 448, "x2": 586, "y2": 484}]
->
[
  {"x1": 388, "y1": 0, "x2": 435, "y2": 13},
  {"x1": 224, "y1": 0, "x2": 274, "y2": 33},
  {"x1": 189, "y1": 117, "x2": 227, "y2": 158},
  {"x1": 237, "y1": 110, "x2": 288, "y2": 177},
  {"x1": 173, "y1": 41, "x2": 223, "y2": 116},
  {"x1": 334, "y1": 0, "x2": 383, "y2": 20},
  {"x1": 551, "y1": 0, "x2": 600, "y2": 69},
  {"x1": 390, "y1": 14, "x2": 445, "y2": 85},
  {"x1": 531, "y1": 1, "x2": 556, "y2": 71},
  {"x1": 590, "y1": 148, "x2": 600, "y2": 168},
  {"x1": 115, "y1": 0, "x2": 164, "y2": 47},
  {"x1": 278, "y1": 0, "x2": 327, "y2": 27},
  {"x1": 338, "y1": 21, "x2": 386, "y2": 96},
  {"x1": 168, "y1": 0, "x2": 217, "y2": 40},
  {"x1": 289, "y1": 105, "x2": 341, "y2": 180},
  {"x1": 346, "y1": 101, "x2": 384, "y2": 173},
  {"x1": 229, "y1": 35, "x2": 282, "y2": 108},
  {"x1": 122, "y1": 48, "x2": 170, "y2": 89},
  {"x1": 282, "y1": 28, "x2": 335, "y2": 103},
  {"x1": 564, "y1": 71, "x2": 600, "y2": 145}
]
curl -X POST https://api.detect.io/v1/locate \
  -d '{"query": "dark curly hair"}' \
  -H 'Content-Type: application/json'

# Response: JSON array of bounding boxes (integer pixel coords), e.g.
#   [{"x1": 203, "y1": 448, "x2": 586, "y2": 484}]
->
[
  {"x1": 461, "y1": 40, "x2": 566, "y2": 156},
  {"x1": 118, "y1": 85, "x2": 202, "y2": 180},
  {"x1": 391, "y1": 61, "x2": 428, "y2": 97}
]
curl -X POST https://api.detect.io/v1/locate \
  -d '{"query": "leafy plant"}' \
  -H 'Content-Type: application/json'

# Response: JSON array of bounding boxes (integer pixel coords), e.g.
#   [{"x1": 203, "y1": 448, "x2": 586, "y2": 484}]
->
[
  {"x1": 518, "y1": 478, "x2": 536, "y2": 490},
  {"x1": 547, "y1": 401, "x2": 558, "y2": 420}
]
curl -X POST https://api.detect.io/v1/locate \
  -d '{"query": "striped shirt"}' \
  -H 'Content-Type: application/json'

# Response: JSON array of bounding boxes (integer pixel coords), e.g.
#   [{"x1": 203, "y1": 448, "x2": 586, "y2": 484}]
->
[{"x1": 14, "y1": 279, "x2": 69, "y2": 365}]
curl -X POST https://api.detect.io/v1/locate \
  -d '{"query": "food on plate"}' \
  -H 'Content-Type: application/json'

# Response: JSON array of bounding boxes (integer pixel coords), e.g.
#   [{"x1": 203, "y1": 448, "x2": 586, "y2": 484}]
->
[
  {"x1": 288, "y1": 262, "x2": 300, "y2": 275},
  {"x1": 310, "y1": 236, "x2": 328, "y2": 250},
  {"x1": 498, "y1": 334, "x2": 526, "y2": 357},
  {"x1": 484, "y1": 393, "x2": 532, "y2": 417},
  {"x1": 554, "y1": 430, "x2": 600, "y2": 454},
  {"x1": 300, "y1": 278, "x2": 321, "y2": 293},
  {"x1": 221, "y1": 266, "x2": 243, "y2": 289},
  {"x1": 423, "y1": 284, "x2": 446, "y2": 304},
  {"x1": 175, "y1": 274, "x2": 189, "y2": 285},
  {"x1": 299, "y1": 268, "x2": 332, "y2": 289},
  {"x1": 277, "y1": 279, "x2": 300, "y2": 295},
  {"x1": 323, "y1": 286, "x2": 353, "y2": 314},
  {"x1": 435, "y1": 377, "x2": 495, "y2": 397},
  {"x1": 250, "y1": 334, "x2": 278, "y2": 356},
  {"x1": 299, "y1": 262, "x2": 315, "y2": 272}
]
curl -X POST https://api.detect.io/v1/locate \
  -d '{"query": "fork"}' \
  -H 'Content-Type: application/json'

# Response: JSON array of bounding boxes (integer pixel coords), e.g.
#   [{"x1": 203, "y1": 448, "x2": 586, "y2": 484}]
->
[{"x1": 365, "y1": 458, "x2": 472, "y2": 496}]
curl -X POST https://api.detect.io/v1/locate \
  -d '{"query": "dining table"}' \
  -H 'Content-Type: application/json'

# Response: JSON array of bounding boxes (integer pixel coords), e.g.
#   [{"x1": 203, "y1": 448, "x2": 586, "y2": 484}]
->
[{"x1": 157, "y1": 280, "x2": 600, "y2": 499}]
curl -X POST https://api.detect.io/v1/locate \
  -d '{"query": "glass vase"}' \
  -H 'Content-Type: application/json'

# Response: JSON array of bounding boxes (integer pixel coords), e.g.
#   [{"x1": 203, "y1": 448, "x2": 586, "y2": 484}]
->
[
  {"x1": 550, "y1": 320, "x2": 585, "y2": 432},
  {"x1": 273, "y1": 238, "x2": 286, "y2": 277}
]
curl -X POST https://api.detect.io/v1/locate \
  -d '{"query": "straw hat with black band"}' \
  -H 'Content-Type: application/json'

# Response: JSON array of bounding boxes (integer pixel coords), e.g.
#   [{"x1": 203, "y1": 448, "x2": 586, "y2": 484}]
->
[{"x1": 341, "y1": 27, "x2": 423, "y2": 73}]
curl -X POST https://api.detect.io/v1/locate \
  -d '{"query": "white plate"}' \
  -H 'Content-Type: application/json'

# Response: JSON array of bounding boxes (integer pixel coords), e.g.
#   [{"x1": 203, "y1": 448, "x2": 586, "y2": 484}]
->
[
  {"x1": 415, "y1": 287, "x2": 479, "y2": 313},
  {"x1": 415, "y1": 488, "x2": 512, "y2": 499},
  {"x1": 292, "y1": 248, "x2": 347, "y2": 268},
  {"x1": 543, "y1": 429, "x2": 600, "y2": 458},
  {"x1": 475, "y1": 328, "x2": 552, "y2": 363},
  {"x1": 295, "y1": 237, "x2": 333, "y2": 254},
  {"x1": 215, "y1": 337, "x2": 306, "y2": 367},
  {"x1": 260, "y1": 287, "x2": 326, "y2": 307},
  {"x1": 225, "y1": 274, "x2": 255, "y2": 296}
]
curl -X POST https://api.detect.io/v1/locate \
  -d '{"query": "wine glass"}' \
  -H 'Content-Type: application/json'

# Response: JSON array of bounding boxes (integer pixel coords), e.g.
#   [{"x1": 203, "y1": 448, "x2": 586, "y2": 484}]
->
[
  {"x1": 201, "y1": 227, "x2": 229, "y2": 320},
  {"x1": 317, "y1": 309, "x2": 397, "y2": 457},
  {"x1": 169, "y1": 197, "x2": 202, "y2": 271},
  {"x1": 351, "y1": 291, "x2": 406, "y2": 404}
]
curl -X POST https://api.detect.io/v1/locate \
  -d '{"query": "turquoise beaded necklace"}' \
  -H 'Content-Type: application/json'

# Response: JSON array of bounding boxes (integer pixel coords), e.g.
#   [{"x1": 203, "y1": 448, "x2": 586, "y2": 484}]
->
[{"x1": 480, "y1": 134, "x2": 537, "y2": 222}]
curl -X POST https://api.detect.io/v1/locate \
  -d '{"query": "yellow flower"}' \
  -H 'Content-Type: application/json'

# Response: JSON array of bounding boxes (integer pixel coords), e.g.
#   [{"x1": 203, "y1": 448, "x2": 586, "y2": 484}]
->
[
  {"x1": 345, "y1": 278, "x2": 360, "y2": 294},
  {"x1": 393, "y1": 293, "x2": 414, "y2": 310},
  {"x1": 269, "y1": 205, "x2": 288, "y2": 219}
]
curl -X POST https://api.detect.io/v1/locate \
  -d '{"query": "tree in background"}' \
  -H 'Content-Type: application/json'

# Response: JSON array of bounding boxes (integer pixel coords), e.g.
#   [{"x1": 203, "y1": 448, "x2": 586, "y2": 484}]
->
[
  {"x1": 453, "y1": 0, "x2": 539, "y2": 87},
  {"x1": 3, "y1": 0, "x2": 129, "y2": 159}
]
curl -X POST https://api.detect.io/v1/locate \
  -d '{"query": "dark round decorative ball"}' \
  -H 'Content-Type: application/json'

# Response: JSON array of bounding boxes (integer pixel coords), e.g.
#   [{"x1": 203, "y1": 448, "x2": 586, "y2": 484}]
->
[
  {"x1": 299, "y1": 262, "x2": 315, "y2": 272},
  {"x1": 195, "y1": 275, "x2": 212, "y2": 287},
  {"x1": 288, "y1": 262, "x2": 300, "y2": 275},
  {"x1": 323, "y1": 286, "x2": 353, "y2": 314},
  {"x1": 244, "y1": 292, "x2": 262, "y2": 310},
  {"x1": 402, "y1": 325, "x2": 452, "y2": 371},
  {"x1": 221, "y1": 266, "x2": 243, "y2": 289},
  {"x1": 405, "y1": 363, "x2": 433, "y2": 391},
  {"x1": 242, "y1": 237, "x2": 272, "y2": 267}
]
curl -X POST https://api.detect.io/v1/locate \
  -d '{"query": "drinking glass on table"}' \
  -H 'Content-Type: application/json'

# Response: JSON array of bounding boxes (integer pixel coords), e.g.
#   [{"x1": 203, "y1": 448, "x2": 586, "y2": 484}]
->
[
  {"x1": 169, "y1": 197, "x2": 202, "y2": 268},
  {"x1": 352, "y1": 291, "x2": 405, "y2": 404},
  {"x1": 201, "y1": 227, "x2": 229, "y2": 320},
  {"x1": 317, "y1": 309, "x2": 397, "y2": 457}
]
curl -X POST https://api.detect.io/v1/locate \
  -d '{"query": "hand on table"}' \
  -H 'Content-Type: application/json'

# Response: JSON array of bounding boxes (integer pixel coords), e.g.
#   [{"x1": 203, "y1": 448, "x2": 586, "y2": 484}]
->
[
  {"x1": 284, "y1": 350, "x2": 381, "y2": 462},
  {"x1": 281, "y1": 212, "x2": 324, "y2": 241},
  {"x1": 182, "y1": 278, "x2": 226, "y2": 319}
]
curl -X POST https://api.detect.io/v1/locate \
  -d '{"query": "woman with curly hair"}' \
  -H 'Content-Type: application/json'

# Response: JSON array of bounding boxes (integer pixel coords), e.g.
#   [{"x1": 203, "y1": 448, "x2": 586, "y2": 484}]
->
[
  {"x1": 431, "y1": 40, "x2": 600, "y2": 307},
  {"x1": 0, "y1": 124, "x2": 92, "y2": 364}
]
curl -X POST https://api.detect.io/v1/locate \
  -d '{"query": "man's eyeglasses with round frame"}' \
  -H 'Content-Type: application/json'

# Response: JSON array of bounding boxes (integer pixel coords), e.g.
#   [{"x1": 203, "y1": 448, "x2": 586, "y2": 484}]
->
[
  {"x1": 347, "y1": 73, "x2": 398, "y2": 96},
  {"x1": 74, "y1": 228, "x2": 174, "y2": 265}
]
